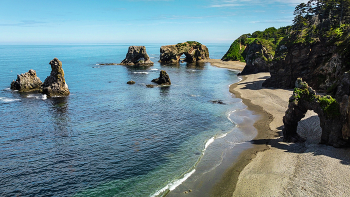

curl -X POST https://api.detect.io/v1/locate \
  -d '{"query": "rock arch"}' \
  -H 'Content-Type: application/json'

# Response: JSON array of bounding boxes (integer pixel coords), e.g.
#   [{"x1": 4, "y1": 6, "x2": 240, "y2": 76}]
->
[
  {"x1": 283, "y1": 78, "x2": 345, "y2": 147},
  {"x1": 159, "y1": 41, "x2": 209, "y2": 64}
]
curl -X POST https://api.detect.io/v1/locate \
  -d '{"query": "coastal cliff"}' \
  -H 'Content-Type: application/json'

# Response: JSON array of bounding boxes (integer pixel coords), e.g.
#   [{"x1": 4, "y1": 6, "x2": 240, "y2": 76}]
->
[
  {"x1": 222, "y1": 27, "x2": 290, "y2": 75},
  {"x1": 222, "y1": 0, "x2": 350, "y2": 146},
  {"x1": 159, "y1": 41, "x2": 209, "y2": 64}
]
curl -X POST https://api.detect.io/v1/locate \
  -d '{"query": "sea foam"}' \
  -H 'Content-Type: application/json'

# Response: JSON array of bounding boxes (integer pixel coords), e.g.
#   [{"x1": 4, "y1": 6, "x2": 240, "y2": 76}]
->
[
  {"x1": 0, "y1": 97, "x2": 20, "y2": 103},
  {"x1": 27, "y1": 94, "x2": 47, "y2": 100},
  {"x1": 133, "y1": 72, "x2": 149, "y2": 74},
  {"x1": 151, "y1": 169, "x2": 196, "y2": 197}
]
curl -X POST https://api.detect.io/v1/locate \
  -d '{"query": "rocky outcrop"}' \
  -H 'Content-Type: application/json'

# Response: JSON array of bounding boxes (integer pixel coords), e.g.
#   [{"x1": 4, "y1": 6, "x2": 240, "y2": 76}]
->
[
  {"x1": 41, "y1": 58, "x2": 70, "y2": 97},
  {"x1": 127, "y1": 80, "x2": 135, "y2": 84},
  {"x1": 10, "y1": 69, "x2": 42, "y2": 92},
  {"x1": 159, "y1": 41, "x2": 209, "y2": 64},
  {"x1": 151, "y1": 70, "x2": 171, "y2": 85},
  {"x1": 263, "y1": 42, "x2": 339, "y2": 90},
  {"x1": 120, "y1": 46, "x2": 153, "y2": 66},
  {"x1": 239, "y1": 40, "x2": 272, "y2": 75},
  {"x1": 283, "y1": 78, "x2": 350, "y2": 147}
]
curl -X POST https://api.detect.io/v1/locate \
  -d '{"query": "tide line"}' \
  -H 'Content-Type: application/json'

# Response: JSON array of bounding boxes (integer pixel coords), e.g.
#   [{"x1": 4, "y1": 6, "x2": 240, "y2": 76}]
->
[{"x1": 151, "y1": 169, "x2": 196, "y2": 197}]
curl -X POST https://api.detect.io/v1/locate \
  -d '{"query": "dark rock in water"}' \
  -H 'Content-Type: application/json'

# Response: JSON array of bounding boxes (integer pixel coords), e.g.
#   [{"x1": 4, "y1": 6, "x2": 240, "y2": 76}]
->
[
  {"x1": 127, "y1": 80, "x2": 135, "y2": 84},
  {"x1": 10, "y1": 69, "x2": 42, "y2": 92},
  {"x1": 120, "y1": 46, "x2": 153, "y2": 66},
  {"x1": 146, "y1": 84, "x2": 155, "y2": 88},
  {"x1": 42, "y1": 58, "x2": 70, "y2": 97},
  {"x1": 282, "y1": 78, "x2": 348, "y2": 147},
  {"x1": 210, "y1": 100, "x2": 226, "y2": 105},
  {"x1": 159, "y1": 41, "x2": 209, "y2": 64},
  {"x1": 151, "y1": 70, "x2": 171, "y2": 85}
]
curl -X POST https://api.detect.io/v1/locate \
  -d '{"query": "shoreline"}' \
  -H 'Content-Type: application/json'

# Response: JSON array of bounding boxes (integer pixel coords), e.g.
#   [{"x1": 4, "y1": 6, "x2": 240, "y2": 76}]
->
[
  {"x1": 210, "y1": 75, "x2": 274, "y2": 197},
  {"x1": 208, "y1": 59, "x2": 350, "y2": 196},
  {"x1": 164, "y1": 60, "x2": 257, "y2": 197}
]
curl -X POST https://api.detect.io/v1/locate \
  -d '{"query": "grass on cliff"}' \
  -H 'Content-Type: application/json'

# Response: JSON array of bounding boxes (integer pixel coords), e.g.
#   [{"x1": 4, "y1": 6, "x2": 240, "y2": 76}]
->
[
  {"x1": 176, "y1": 41, "x2": 202, "y2": 48},
  {"x1": 221, "y1": 26, "x2": 291, "y2": 61},
  {"x1": 291, "y1": 84, "x2": 340, "y2": 119}
]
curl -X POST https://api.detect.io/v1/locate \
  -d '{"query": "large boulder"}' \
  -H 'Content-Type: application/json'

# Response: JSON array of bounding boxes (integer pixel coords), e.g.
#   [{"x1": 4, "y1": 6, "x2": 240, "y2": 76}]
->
[
  {"x1": 10, "y1": 69, "x2": 42, "y2": 92},
  {"x1": 151, "y1": 70, "x2": 171, "y2": 85},
  {"x1": 119, "y1": 46, "x2": 153, "y2": 66},
  {"x1": 42, "y1": 58, "x2": 70, "y2": 97},
  {"x1": 159, "y1": 41, "x2": 209, "y2": 64}
]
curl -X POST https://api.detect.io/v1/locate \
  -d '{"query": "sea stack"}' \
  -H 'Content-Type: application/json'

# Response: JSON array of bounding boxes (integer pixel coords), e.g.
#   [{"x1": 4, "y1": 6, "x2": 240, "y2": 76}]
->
[
  {"x1": 10, "y1": 69, "x2": 43, "y2": 92},
  {"x1": 120, "y1": 46, "x2": 153, "y2": 66},
  {"x1": 159, "y1": 41, "x2": 209, "y2": 64},
  {"x1": 151, "y1": 70, "x2": 171, "y2": 85},
  {"x1": 41, "y1": 58, "x2": 70, "y2": 97}
]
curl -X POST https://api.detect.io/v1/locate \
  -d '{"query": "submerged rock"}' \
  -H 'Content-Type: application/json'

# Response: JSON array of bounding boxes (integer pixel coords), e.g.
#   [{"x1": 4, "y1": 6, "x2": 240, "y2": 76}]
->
[
  {"x1": 151, "y1": 70, "x2": 171, "y2": 85},
  {"x1": 159, "y1": 41, "x2": 209, "y2": 64},
  {"x1": 146, "y1": 84, "x2": 155, "y2": 88},
  {"x1": 10, "y1": 69, "x2": 43, "y2": 92},
  {"x1": 120, "y1": 46, "x2": 153, "y2": 66},
  {"x1": 210, "y1": 100, "x2": 226, "y2": 105},
  {"x1": 42, "y1": 58, "x2": 70, "y2": 97}
]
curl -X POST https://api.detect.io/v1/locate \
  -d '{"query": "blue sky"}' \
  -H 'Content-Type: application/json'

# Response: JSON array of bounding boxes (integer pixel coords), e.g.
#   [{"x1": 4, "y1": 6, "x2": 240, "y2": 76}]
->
[{"x1": 0, "y1": 0, "x2": 307, "y2": 44}]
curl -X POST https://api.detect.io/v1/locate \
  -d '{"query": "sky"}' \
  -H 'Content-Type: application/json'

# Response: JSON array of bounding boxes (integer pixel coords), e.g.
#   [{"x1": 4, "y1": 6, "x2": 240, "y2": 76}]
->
[{"x1": 0, "y1": 0, "x2": 308, "y2": 44}]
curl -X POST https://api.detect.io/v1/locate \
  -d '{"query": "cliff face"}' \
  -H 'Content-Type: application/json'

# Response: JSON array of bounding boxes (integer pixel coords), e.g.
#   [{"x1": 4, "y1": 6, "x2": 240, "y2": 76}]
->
[
  {"x1": 159, "y1": 41, "x2": 209, "y2": 64},
  {"x1": 239, "y1": 40, "x2": 272, "y2": 75},
  {"x1": 263, "y1": 42, "x2": 341, "y2": 91},
  {"x1": 222, "y1": 27, "x2": 290, "y2": 75}
]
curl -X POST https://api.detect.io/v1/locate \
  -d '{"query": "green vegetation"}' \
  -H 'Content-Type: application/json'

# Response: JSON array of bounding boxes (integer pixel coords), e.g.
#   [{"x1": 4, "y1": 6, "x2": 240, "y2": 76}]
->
[
  {"x1": 223, "y1": 0, "x2": 350, "y2": 66},
  {"x1": 318, "y1": 96, "x2": 341, "y2": 118},
  {"x1": 176, "y1": 41, "x2": 202, "y2": 49},
  {"x1": 221, "y1": 26, "x2": 291, "y2": 61},
  {"x1": 291, "y1": 80, "x2": 340, "y2": 119},
  {"x1": 186, "y1": 41, "x2": 202, "y2": 46}
]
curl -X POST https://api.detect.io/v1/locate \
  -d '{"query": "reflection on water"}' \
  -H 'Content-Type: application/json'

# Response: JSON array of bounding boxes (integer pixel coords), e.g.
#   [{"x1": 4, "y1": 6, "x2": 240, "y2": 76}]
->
[
  {"x1": 49, "y1": 97, "x2": 69, "y2": 136},
  {"x1": 160, "y1": 86, "x2": 170, "y2": 97}
]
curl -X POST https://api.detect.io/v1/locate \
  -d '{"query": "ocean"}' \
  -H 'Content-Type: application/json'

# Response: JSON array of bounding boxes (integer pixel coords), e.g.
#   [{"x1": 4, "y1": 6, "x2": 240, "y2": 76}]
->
[{"x1": 0, "y1": 44, "x2": 257, "y2": 196}]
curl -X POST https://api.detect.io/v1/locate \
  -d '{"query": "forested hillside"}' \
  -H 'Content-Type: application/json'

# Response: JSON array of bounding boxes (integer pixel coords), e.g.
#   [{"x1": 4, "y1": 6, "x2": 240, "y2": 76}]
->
[{"x1": 224, "y1": 0, "x2": 350, "y2": 91}]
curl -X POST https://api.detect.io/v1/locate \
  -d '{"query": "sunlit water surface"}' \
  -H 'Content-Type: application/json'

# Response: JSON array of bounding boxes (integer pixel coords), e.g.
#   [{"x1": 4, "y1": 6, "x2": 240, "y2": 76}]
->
[{"x1": 0, "y1": 44, "x2": 254, "y2": 196}]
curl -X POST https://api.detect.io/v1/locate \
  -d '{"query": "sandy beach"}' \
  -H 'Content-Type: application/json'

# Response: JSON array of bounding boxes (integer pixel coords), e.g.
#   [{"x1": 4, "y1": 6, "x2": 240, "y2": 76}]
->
[
  {"x1": 201, "y1": 59, "x2": 246, "y2": 71},
  {"x1": 208, "y1": 60, "x2": 350, "y2": 196}
]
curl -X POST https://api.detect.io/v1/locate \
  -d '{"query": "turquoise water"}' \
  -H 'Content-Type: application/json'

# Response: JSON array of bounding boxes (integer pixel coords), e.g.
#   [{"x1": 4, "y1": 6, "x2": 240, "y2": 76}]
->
[{"x1": 0, "y1": 44, "x2": 252, "y2": 196}]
